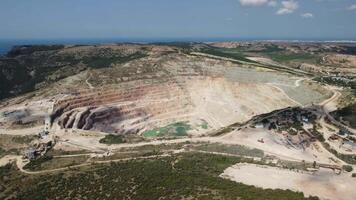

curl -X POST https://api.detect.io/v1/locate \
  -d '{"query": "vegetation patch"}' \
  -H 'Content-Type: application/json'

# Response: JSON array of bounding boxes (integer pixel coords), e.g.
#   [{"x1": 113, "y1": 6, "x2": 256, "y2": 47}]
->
[
  {"x1": 1, "y1": 153, "x2": 317, "y2": 200},
  {"x1": 0, "y1": 46, "x2": 146, "y2": 100},
  {"x1": 342, "y1": 165, "x2": 353, "y2": 172},
  {"x1": 322, "y1": 142, "x2": 356, "y2": 164},
  {"x1": 23, "y1": 155, "x2": 54, "y2": 171},
  {"x1": 200, "y1": 120, "x2": 209, "y2": 129},
  {"x1": 269, "y1": 53, "x2": 317, "y2": 62},
  {"x1": 23, "y1": 155, "x2": 89, "y2": 171},
  {"x1": 120, "y1": 142, "x2": 189, "y2": 152},
  {"x1": 197, "y1": 46, "x2": 254, "y2": 63},
  {"x1": 332, "y1": 103, "x2": 356, "y2": 128},
  {"x1": 0, "y1": 147, "x2": 6, "y2": 157},
  {"x1": 315, "y1": 76, "x2": 356, "y2": 92},
  {"x1": 99, "y1": 134, "x2": 125, "y2": 144},
  {"x1": 213, "y1": 127, "x2": 234, "y2": 136},
  {"x1": 143, "y1": 122, "x2": 191, "y2": 137},
  {"x1": 47, "y1": 149, "x2": 91, "y2": 156},
  {"x1": 7, "y1": 45, "x2": 65, "y2": 57}
]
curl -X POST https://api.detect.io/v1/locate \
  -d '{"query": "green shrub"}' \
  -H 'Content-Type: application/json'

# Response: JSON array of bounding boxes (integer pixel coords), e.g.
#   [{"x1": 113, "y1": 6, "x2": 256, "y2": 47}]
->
[
  {"x1": 99, "y1": 134, "x2": 125, "y2": 144},
  {"x1": 0, "y1": 147, "x2": 5, "y2": 157},
  {"x1": 343, "y1": 165, "x2": 353, "y2": 172},
  {"x1": 23, "y1": 155, "x2": 53, "y2": 170}
]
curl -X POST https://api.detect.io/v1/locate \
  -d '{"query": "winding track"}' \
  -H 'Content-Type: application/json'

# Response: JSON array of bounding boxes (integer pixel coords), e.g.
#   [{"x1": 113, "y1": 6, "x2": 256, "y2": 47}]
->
[
  {"x1": 319, "y1": 87, "x2": 356, "y2": 134},
  {"x1": 85, "y1": 72, "x2": 94, "y2": 89}
]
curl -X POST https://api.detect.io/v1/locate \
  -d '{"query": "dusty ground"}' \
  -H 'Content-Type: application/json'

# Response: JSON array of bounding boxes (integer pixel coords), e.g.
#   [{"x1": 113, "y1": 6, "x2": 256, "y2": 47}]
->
[
  {"x1": 220, "y1": 128, "x2": 343, "y2": 164},
  {"x1": 221, "y1": 163, "x2": 356, "y2": 200}
]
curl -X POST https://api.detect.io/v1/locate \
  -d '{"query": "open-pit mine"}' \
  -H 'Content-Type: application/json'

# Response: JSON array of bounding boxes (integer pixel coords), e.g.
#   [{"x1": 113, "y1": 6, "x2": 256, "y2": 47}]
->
[{"x1": 0, "y1": 42, "x2": 355, "y2": 199}]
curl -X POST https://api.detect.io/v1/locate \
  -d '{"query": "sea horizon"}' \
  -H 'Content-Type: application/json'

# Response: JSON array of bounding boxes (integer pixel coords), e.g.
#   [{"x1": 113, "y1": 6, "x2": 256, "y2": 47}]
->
[{"x1": 1, "y1": 37, "x2": 356, "y2": 56}]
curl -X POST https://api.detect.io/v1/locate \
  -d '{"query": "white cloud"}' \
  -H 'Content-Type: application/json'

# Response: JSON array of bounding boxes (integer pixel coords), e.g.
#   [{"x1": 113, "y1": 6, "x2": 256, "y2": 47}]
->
[
  {"x1": 268, "y1": 1, "x2": 278, "y2": 7},
  {"x1": 239, "y1": 0, "x2": 269, "y2": 7},
  {"x1": 348, "y1": 5, "x2": 356, "y2": 11},
  {"x1": 301, "y1": 13, "x2": 314, "y2": 18},
  {"x1": 276, "y1": 0, "x2": 299, "y2": 15}
]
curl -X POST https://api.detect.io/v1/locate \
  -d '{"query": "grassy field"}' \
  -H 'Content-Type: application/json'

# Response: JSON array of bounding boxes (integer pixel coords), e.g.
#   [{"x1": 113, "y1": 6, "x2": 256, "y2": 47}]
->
[
  {"x1": 266, "y1": 52, "x2": 319, "y2": 63},
  {"x1": 46, "y1": 149, "x2": 91, "y2": 156},
  {"x1": 0, "y1": 152, "x2": 318, "y2": 199},
  {"x1": 197, "y1": 46, "x2": 254, "y2": 63},
  {"x1": 143, "y1": 122, "x2": 191, "y2": 137}
]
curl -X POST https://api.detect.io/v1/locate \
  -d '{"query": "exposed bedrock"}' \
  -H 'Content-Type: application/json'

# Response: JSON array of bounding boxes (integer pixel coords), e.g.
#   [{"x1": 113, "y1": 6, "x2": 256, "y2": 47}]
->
[{"x1": 52, "y1": 76, "x2": 298, "y2": 135}]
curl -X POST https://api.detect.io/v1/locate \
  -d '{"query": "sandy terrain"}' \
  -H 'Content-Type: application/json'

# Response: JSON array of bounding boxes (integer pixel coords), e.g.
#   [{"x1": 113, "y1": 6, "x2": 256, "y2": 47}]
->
[
  {"x1": 186, "y1": 77, "x2": 295, "y2": 128},
  {"x1": 221, "y1": 163, "x2": 356, "y2": 200},
  {"x1": 0, "y1": 126, "x2": 43, "y2": 135},
  {"x1": 220, "y1": 128, "x2": 344, "y2": 164},
  {"x1": 325, "y1": 54, "x2": 356, "y2": 69}
]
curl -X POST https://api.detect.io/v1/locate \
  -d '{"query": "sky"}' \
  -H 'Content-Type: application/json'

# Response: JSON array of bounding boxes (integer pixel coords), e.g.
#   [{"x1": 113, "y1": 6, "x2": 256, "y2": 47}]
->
[{"x1": 0, "y1": 0, "x2": 356, "y2": 41}]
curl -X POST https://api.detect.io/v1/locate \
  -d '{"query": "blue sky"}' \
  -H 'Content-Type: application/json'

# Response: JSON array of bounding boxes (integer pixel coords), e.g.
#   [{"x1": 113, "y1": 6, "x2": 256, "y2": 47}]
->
[{"x1": 0, "y1": 0, "x2": 356, "y2": 40}]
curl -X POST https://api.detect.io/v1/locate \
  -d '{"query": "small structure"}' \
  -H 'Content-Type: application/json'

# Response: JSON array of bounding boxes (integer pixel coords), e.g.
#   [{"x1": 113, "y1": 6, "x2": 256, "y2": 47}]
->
[
  {"x1": 23, "y1": 139, "x2": 55, "y2": 160},
  {"x1": 24, "y1": 148, "x2": 36, "y2": 160},
  {"x1": 301, "y1": 116, "x2": 309, "y2": 123},
  {"x1": 338, "y1": 129, "x2": 350, "y2": 137},
  {"x1": 255, "y1": 123, "x2": 264, "y2": 129},
  {"x1": 38, "y1": 130, "x2": 49, "y2": 139}
]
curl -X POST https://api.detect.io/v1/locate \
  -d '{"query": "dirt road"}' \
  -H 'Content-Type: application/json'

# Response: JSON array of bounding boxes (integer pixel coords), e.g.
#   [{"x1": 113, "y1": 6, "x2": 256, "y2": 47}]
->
[{"x1": 318, "y1": 87, "x2": 356, "y2": 134}]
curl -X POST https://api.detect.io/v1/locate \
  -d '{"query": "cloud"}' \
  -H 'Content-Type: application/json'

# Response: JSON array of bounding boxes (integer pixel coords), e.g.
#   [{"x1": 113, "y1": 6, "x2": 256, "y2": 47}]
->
[
  {"x1": 301, "y1": 13, "x2": 314, "y2": 18},
  {"x1": 268, "y1": 1, "x2": 278, "y2": 7},
  {"x1": 239, "y1": 0, "x2": 278, "y2": 8},
  {"x1": 276, "y1": 0, "x2": 299, "y2": 15},
  {"x1": 239, "y1": 0, "x2": 269, "y2": 6},
  {"x1": 348, "y1": 5, "x2": 356, "y2": 11}
]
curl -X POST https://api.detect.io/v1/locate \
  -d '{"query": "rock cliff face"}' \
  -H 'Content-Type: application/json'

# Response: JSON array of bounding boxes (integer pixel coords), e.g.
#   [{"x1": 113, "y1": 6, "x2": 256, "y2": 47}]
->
[{"x1": 50, "y1": 75, "x2": 296, "y2": 135}]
